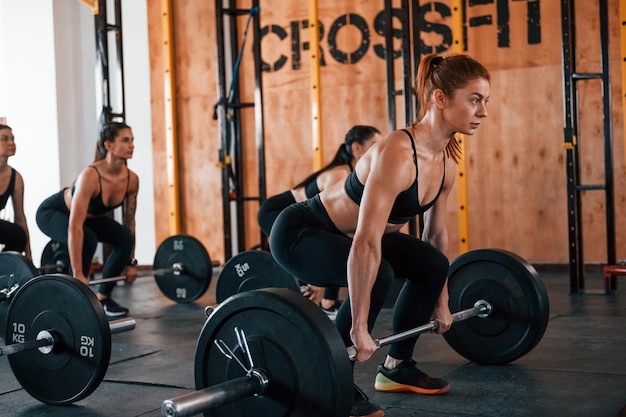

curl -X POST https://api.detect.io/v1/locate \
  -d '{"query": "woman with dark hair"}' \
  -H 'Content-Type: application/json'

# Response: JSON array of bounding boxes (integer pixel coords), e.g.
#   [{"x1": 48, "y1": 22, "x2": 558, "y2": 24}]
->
[
  {"x1": 257, "y1": 125, "x2": 381, "y2": 319},
  {"x1": 36, "y1": 122, "x2": 139, "y2": 317},
  {"x1": 270, "y1": 54, "x2": 490, "y2": 417},
  {"x1": 0, "y1": 124, "x2": 31, "y2": 258}
]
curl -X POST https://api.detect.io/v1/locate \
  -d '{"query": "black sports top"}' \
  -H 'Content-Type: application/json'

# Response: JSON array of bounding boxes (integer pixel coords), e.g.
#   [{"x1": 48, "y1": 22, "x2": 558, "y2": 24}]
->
[
  {"x1": 304, "y1": 163, "x2": 354, "y2": 199},
  {"x1": 0, "y1": 168, "x2": 16, "y2": 211},
  {"x1": 71, "y1": 166, "x2": 130, "y2": 215},
  {"x1": 304, "y1": 178, "x2": 321, "y2": 199},
  {"x1": 345, "y1": 129, "x2": 445, "y2": 224}
]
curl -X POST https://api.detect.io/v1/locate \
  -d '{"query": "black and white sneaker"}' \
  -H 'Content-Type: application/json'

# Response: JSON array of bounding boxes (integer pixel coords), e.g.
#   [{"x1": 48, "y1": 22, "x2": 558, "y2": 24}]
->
[
  {"x1": 101, "y1": 298, "x2": 129, "y2": 318},
  {"x1": 320, "y1": 300, "x2": 342, "y2": 322}
]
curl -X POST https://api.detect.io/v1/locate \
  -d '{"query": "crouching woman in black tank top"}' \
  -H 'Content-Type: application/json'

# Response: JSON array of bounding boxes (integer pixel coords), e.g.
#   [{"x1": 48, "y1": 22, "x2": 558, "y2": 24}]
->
[
  {"x1": 270, "y1": 54, "x2": 490, "y2": 417},
  {"x1": 36, "y1": 122, "x2": 139, "y2": 318},
  {"x1": 0, "y1": 124, "x2": 32, "y2": 258}
]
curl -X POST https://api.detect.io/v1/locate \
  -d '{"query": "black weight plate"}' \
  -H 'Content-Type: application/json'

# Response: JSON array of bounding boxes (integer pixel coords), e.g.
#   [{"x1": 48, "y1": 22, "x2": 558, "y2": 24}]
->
[
  {"x1": 215, "y1": 251, "x2": 300, "y2": 304},
  {"x1": 195, "y1": 289, "x2": 353, "y2": 417},
  {"x1": 5, "y1": 274, "x2": 111, "y2": 405},
  {"x1": 443, "y1": 249, "x2": 550, "y2": 365},
  {"x1": 154, "y1": 234, "x2": 213, "y2": 303},
  {"x1": 40, "y1": 240, "x2": 70, "y2": 274},
  {"x1": 0, "y1": 252, "x2": 38, "y2": 337}
]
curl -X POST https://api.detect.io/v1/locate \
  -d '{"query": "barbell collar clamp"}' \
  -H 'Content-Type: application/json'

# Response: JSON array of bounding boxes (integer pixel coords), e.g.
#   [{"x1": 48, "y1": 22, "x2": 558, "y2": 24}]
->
[
  {"x1": 161, "y1": 368, "x2": 269, "y2": 417},
  {"x1": 347, "y1": 299, "x2": 493, "y2": 359}
]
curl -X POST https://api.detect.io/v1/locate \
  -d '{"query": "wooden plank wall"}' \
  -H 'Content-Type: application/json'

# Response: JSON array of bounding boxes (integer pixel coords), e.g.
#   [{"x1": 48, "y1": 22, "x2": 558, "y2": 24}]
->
[{"x1": 147, "y1": 0, "x2": 625, "y2": 267}]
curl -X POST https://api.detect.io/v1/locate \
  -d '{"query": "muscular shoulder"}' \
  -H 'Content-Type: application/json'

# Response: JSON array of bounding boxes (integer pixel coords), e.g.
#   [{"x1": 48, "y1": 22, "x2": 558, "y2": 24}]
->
[
  {"x1": 356, "y1": 130, "x2": 416, "y2": 193},
  {"x1": 73, "y1": 166, "x2": 100, "y2": 194},
  {"x1": 365, "y1": 130, "x2": 415, "y2": 171}
]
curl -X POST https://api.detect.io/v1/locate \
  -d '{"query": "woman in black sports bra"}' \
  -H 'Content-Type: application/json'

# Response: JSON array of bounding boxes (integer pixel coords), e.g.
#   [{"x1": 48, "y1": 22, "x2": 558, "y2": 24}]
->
[
  {"x1": 270, "y1": 54, "x2": 490, "y2": 417},
  {"x1": 36, "y1": 122, "x2": 139, "y2": 318},
  {"x1": 0, "y1": 124, "x2": 31, "y2": 258},
  {"x1": 257, "y1": 125, "x2": 381, "y2": 318}
]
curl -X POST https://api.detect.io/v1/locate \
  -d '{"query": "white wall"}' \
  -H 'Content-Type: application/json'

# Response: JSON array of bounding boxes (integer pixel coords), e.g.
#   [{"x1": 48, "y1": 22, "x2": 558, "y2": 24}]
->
[{"x1": 0, "y1": 0, "x2": 155, "y2": 266}]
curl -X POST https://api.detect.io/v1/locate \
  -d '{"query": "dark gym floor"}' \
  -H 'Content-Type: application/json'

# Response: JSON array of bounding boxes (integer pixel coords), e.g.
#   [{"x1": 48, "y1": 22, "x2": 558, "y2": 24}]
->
[{"x1": 1, "y1": 266, "x2": 625, "y2": 417}]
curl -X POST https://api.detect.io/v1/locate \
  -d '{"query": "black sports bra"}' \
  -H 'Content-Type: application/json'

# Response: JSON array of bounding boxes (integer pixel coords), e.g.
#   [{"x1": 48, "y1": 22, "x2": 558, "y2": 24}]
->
[
  {"x1": 345, "y1": 129, "x2": 445, "y2": 224},
  {"x1": 71, "y1": 166, "x2": 130, "y2": 215},
  {"x1": 304, "y1": 178, "x2": 321, "y2": 199},
  {"x1": 0, "y1": 168, "x2": 16, "y2": 211}
]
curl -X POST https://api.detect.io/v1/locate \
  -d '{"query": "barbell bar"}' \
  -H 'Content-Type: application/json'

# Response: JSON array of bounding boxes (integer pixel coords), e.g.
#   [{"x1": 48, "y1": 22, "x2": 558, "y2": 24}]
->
[
  {"x1": 161, "y1": 299, "x2": 494, "y2": 417},
  {"x1": 0, "y1": 316, "x2": 136, "y2": 357},
  {"x1": 0, "y1": 234, "x2": 214, "y2": 306},
  {"x1": 3, "y1": 274, "x2": 137, "y2": 405},
  {"x1": 346, "y1": 299, "x2": 492, "y2": 359},
  {"x1": 88, "y1": 262, "x2": 184, "y2": 285},
  {"x1": 161, "y1": 248, "x2": 551, "y2": 417}
]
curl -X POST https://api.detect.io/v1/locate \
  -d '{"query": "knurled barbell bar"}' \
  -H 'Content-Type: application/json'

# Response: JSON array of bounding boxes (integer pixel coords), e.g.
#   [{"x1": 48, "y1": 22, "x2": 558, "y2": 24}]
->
[
  {"x1": 0, "y1": 234, "x2": 213, "y2": 306},
  {"x1": 1, "y1": 274, "x2": 137, "y2": 405},
  {"x1": 160, "y1": 248, "x2": 551, "y2": 417}
]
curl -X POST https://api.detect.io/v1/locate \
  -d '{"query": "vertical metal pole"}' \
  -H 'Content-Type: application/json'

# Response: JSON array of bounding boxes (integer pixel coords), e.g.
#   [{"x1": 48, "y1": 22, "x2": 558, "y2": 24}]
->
[
  {"x1": 451, "y1": 0, "x2": 469, "y2": 253},
  {"x1": 216, "y1": 0, "x2": 233, "y2": 261},
  {"x1": 95, "y1": 0, "x2": 111, "y2": 129},
  {"x1": 226, "y1": 0, "x2": 245, "y2": 254},
  {"x1": 598, "y1": 0, "x2": 616, "y2": 282},
  {"x1": 308, "y1": 0, "x2": 323, "y2": 171},
  {"x1": 161, "y1": 0, "x2": 182, "y2": 235},
  {"x1": 252, "y1": 0, "x2": 268, "y2": 250},
  {"x1": 561, "y1": 0, "x2": 584, "y2": 292},
  {"x1": 113, "y1": 0, "x2": 126, "y2": 121},
  {"x1": 404, "y1": 0, "x2": 419, "y2": 237},
  {"x1": 621, "y1": 0, "x2": 626, "y2": 197},
  {"x1": 403, "y1": 0, "x2": 417, "y2": 127},
  {"x1": 384, "y1": 0, "x2": 396, "y2": 134}
]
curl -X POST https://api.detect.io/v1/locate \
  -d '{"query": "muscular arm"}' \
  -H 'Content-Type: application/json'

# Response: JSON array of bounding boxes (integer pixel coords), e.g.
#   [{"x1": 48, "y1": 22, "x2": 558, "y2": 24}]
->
[
  {"x1": 348, "y1": 135, "x2": 414, "y2": 361},
  {"x1": 68, "y1": 169, "x2": 98, "y2": 285},
  {"x1": 123, "y1": 172, "x2": 139, "y2": 247},
  {"x1": 11, "y1": 171, "x2": 31, "y2": 259},
  {"x1": 121, "y1": 172, "x2": 139, "y2": 281}
]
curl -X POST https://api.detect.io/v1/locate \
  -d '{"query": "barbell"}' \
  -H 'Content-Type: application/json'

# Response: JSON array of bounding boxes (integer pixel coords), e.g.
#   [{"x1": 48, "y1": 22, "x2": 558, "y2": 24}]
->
[
  {"x1": 1, "y1": 274, "x2": 137, "y2": 405},
  {"x1": 0, "y1": 234, "x2": 214, "y2": 307},
  {"x1": 161, "y1": 249, "x2": 551, "y2": 417}
]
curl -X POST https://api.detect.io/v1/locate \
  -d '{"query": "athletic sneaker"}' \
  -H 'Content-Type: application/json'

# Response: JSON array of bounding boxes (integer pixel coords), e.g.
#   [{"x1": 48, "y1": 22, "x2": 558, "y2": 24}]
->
[
  {"x1": 351, "y1": 385, "x2": 384, "y2": 417},
  {"x1": 320, "y1": 300, "x2": 342, "y2": 321},
  {"x1": 101, "y1": 298, "x2": 129, "y2": 318},
  {"x1": 374, "y1": 359, "x2": 450, "y2": 394}
]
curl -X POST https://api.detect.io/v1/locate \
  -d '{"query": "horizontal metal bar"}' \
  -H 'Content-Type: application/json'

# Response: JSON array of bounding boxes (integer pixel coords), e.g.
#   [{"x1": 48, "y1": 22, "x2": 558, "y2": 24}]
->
[
  {"x1": 222, "y1": 8, "x2": 254, "y2": 16},
  {"x1": 572, "y1": 73, "x2": 602, "y2": 80},
  {"x1": 0, "y1": 337, "x2": 53, "y2": 357},
  {"x1": 576, "y1": 184, "x2": 606, "y2": 191},
  {"x1": 227, "y1": 102, "x2": 255, "y2": 109},
  {"x1": 109, "y1": 317, "x2": 137, "y2": 334},
  {"x1": 161, "y1": 371, "x2": 267, "y2": 417}
]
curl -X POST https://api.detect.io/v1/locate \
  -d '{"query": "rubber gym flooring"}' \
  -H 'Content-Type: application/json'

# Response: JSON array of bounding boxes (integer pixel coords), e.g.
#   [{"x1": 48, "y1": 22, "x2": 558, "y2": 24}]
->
[{"x1": 1, "y1": 267, "x2": 625, "y2": 417}]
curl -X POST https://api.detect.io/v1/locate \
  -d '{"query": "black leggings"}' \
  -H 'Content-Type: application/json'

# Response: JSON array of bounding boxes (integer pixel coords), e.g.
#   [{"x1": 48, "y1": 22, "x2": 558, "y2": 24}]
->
[
  {"x1": 270, "y1": 195, "x2": 449, "y2": 361},
  {"x1": 36, "y1": 191, "x2": 134, "y2": 298},
  {"x1": 259, "y1": 191, "x2": 340, "y2": 301},
  {"x1": 0, "y1": 219, "x2": 27, "y2": 253}
]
